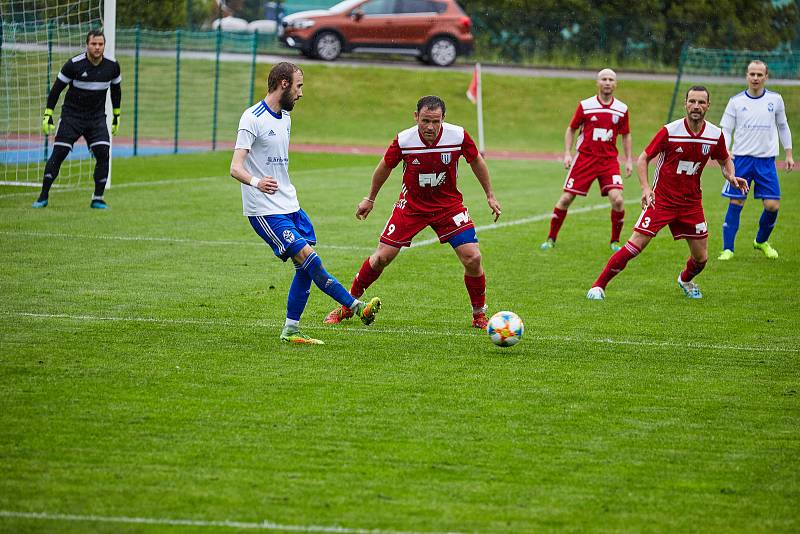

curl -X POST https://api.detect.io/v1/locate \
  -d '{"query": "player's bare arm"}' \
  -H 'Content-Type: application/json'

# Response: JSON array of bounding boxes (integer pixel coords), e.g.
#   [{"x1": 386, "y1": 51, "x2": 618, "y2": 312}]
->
[
  {"x1": 470, "y1": 153, "x2": 502, "y2": 221},
  {"x1": 563, "y1": 126, "x2": 577, "y2": 169},
  {"x1": 356, "y1": 160, "x2": 392, "y2": 220},
  {"x1": 636, "y1": 150, "x2": 654, "y2": 209},
  {"x1": 622, "y1": 133, "x2": 633, "y2": 177},
  {"x1": 230, "y1": 148, "x2": 278, "y2": 194},
  {"x1": 720, "y1": 157, "x2": 749, "y2": 194}
]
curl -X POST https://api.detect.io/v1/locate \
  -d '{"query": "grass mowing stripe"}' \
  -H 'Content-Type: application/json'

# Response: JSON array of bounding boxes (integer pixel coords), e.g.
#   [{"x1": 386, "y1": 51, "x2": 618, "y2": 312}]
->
[
  {"x1": 0, "y1": 230, "x2": 374, "y2": 251},
  {"x1": 5, "y1": 311, "x2": 795, "y2": 354},
  {"x1": 0, "y1": 510, "x2": 456, "y2": 534}
]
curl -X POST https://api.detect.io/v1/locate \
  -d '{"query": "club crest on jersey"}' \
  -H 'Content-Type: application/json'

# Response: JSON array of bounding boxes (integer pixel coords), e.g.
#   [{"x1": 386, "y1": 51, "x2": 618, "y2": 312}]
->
[
  {"x1": 283, "y1": 230, "x2": 295, "y2": 243},
  {"x1": 702, "y1": 144, "x2": 710, "y2": 155},
  {"x1": 440, "y1": 152, "x2": 451, "y2": 165},
  {"x1": 768, "y1": 103, "x2": 775, "y2": 112},
  {"x1": 612, "y1": 114, "x2": 619, "y2": 124}
]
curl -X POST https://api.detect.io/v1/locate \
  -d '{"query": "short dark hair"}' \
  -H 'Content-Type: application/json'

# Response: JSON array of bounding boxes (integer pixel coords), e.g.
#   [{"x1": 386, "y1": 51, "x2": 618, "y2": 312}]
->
[
  {"x1": 86, "y1": 29, "x2": 105, "y2": 43},
  {"x1": 685, "y1": 85, "x2": 710, "y2": 101},
  {"x1": 748, "y1": 60, "x2": 769, "y2": 75},
  {"x1": 268, "y1": 62, "x2": 302, "y2": 93},
  {"x1": 417, "y1": 95, "x2": 446, "y2": 116}
]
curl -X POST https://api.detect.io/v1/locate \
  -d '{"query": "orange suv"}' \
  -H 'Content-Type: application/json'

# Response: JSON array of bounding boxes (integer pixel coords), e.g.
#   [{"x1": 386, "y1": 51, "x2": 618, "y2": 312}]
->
[{"x1": 278, "y1": 0, "x2": 474, "y2": 66}]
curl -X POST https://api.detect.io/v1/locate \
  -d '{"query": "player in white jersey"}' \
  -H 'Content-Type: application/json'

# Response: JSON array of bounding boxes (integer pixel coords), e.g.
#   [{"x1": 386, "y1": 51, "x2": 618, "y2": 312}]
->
[
  {"x1": 718, "y1": 60, "x2": 793, "y2": 260},
  {"x1": 230, "y1": 62, "x2": 381, "y2": 344}
]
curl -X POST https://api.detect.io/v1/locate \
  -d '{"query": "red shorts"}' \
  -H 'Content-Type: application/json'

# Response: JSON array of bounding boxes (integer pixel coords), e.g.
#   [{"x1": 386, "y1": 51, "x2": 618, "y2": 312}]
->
[
  {"x1": 633, "y1": 203, "x2": 708, "y2": 240},
  {"x1": 380, "y1": 204, "x2": 474, "y2": 247},
  {"x1": 564, "y1": 153, "x2": 623, "y2": 197}
]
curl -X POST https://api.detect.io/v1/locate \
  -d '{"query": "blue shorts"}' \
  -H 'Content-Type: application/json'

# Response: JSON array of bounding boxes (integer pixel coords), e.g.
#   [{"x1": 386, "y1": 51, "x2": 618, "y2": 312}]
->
[
  {"x1": 249, "y1": 209, "x2": 317, "y2": 262},
  {"x1": 722, "y1": 155, "x2": 780, "y2": 200}
]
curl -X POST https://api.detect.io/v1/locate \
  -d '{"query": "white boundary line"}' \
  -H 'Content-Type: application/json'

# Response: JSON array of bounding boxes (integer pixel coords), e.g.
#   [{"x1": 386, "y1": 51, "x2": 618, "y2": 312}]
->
[
  {"x1": 0, "y1": 231, "x2": 373, "y2": 251},
  {"x1": 4, "y1": 312, "x2": 795, "y2": 353},
  {"x1": 0, "y1": 510, "x2": 456, "y2": 534},
  {"x1": 411, "y1": 199, "x2": 641, "y2": 248}
]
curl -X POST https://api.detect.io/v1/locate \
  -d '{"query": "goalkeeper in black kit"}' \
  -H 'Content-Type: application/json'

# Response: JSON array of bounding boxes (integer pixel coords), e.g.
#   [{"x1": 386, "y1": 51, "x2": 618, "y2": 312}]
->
[{"x1": 33, "y1": 29, "x2": 122, "y2": 209}]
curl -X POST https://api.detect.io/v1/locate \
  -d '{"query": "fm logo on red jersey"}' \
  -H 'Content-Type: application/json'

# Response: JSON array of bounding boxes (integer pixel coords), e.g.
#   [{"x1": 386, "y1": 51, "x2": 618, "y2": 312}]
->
[
  {"x1": 592, "y1": 128, "x2": 614, "y2": 142},
  {"x1": 419, "y1": 172, "x2": 446, "y2": 187},
  {"x1": 676, "y1": 160, "x2": 701, "y2": 175}
]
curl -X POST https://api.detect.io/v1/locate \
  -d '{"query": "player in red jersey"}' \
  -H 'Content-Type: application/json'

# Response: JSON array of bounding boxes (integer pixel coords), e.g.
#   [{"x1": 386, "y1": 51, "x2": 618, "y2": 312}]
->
[
  {"x1": 541, "y1": 68, "x2": 633, "y2": 252},
  {"x1": 587, "y1": 86, "x2": 749, "y2": 300},
  {"x1": 324, "y1": 95, "x2": 502, "y2": 328}
]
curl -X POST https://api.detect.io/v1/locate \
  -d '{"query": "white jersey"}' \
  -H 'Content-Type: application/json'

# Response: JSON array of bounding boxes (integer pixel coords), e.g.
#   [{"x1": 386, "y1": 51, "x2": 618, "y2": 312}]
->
[
  {"x1": 235, "y1": 100, "x2": 299, "y2": 216},
  {"x1": 720, "y1": 89, "x2": 792, "y2": 158}
]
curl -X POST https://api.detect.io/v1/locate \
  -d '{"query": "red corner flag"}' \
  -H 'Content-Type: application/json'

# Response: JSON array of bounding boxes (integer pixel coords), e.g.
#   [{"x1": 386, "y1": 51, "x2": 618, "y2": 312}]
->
[{"x1": 466, "y1": 64, "x2": 479, "y2": 103}]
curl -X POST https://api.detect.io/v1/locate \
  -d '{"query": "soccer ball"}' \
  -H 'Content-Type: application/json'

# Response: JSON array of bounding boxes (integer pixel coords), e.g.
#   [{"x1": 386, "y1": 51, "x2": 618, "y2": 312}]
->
[{"x1": 486, "y1": 311, "x2": 524, "y2": 347}]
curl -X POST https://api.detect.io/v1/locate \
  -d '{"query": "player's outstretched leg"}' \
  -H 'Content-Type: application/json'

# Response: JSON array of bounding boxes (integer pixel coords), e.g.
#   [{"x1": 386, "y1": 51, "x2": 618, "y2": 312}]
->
[
  {"x1": 719, "y1": 201, "x2": 743, "y2": 260},
  {"x1": 280, "y1": 262, "x2": 324, "y2": 344},
  {"x1": 587, "y1": 239, "x2": 642, "y2": 299},
  {"x1": 33, "y1": 144, "x2": 71, "y2": 208},
  {"x1": 324, "y1": 257, "x2": 382, "y2": 324},
  {"x1": 302, "y1": 251, "x2": 381, "y2": 326}
]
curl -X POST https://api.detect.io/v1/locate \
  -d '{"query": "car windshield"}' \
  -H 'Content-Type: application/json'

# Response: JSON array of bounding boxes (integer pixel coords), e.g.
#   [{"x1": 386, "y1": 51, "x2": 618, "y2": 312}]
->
[{"x1": 328, "y1": 0, "x2": 364, "y2": 13}]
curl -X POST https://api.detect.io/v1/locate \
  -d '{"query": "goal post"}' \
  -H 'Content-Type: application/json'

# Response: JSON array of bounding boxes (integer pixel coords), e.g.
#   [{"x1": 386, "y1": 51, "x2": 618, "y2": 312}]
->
[{"x1": 0, "y1": 0, "x2": 113, "y2": 188}]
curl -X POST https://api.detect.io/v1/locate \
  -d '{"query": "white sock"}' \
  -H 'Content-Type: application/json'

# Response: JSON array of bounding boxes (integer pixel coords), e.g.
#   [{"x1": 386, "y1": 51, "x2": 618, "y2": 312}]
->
[{"x1": 284, "y1": 318, "x2": 300, "y2": 329}]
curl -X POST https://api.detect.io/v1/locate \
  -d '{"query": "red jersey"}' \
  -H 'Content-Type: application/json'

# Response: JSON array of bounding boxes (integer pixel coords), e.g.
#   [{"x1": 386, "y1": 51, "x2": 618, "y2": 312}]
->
[
  {"x1": 645, "y1": 118, "x2": 729, "y2": 209},
  {"x1": 383, "y1": 122, "x2": 479, "y2": 213},
  {"x1": 570, "y1": 96, "x2": 630, "y2": 158}
]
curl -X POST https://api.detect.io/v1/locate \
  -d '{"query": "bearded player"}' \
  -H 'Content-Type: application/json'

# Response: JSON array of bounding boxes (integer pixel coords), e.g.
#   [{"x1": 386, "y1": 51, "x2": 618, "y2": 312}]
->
[
  {"x1": 587, "y1": 86, "x2": 749, "y2": 300},
  {"x1": 324, "y1": 95, "x2": 502, "y2": 329}
]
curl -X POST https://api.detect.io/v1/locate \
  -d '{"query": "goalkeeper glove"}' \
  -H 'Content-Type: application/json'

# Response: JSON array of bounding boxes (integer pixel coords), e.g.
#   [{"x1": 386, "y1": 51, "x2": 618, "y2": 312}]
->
[
  {"x1": 42, "y1": 108, "x2": 55, "y2": 135},
  {"x1": 111, "y1": 108, "x2": 121, "y2": 136}
]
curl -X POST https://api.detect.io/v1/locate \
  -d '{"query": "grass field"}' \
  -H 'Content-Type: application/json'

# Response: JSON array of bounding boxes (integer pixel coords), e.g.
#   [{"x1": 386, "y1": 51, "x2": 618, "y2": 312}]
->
[{"x1": 1, "y1": 149, "x2": 798, "y2": 532}]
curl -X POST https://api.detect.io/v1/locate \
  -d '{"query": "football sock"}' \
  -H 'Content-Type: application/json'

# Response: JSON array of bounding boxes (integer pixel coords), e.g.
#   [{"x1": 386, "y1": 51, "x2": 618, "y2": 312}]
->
[
  {"x1": 350, "y1": 257, "x2": 382, "y2": 298},
  {"x1": 39, "y1": 144, "x2": 70, "y2": 200},
  {"x1": 301, "y1": 252, "x2": 358, "y2": 309},
  {"x1": 548, "y1": 207, "x2": 568, "y2": 241},
  {"x1": 592, "y1": 240, "x2": 641, "y2": 289},
  {"x1": 464, "y1": 273, "x2": 486, "y2": 312},
  {"x1": 284, "y1": 318, "x2": 300, "y2": 330},
  {"x1": 755, "y1": 209, "x2": 778, "y2": 244},
  {"x1": 91, "y1": 144, "x2": 110, "y2": 198},
  {"x1": 722, "y1": 203, "x2": 743, "y2": 251},
  {"x1": 610, "y1": 209, "x2": 625, "y2": 243},
  {"x1": 679, "y1": 257, "x2": 706, "y2": 283},
  {"x1": 286, "y1": 262, "x2": 312, "y2": 321}
]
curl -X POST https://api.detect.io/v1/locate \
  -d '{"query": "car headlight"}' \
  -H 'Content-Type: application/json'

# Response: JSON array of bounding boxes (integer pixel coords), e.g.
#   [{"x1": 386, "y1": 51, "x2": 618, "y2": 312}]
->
[{"x1": 289, "y1": 19, "x2": 315, "y2": 29}]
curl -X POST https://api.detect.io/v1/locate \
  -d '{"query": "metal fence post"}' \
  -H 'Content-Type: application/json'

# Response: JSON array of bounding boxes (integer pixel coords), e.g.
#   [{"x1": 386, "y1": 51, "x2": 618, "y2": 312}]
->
[
  {"x1": 212, "y1": 26, "x2": 222, "y2": 151},
  {"x1": 249, "y1": 30, "x2": 258, "y2": 105},
  {"x1": 667, "y1": 42, "x2": 690, "y2": 123},
  {"x1": 174, "y1": 29, "x2": 181, "y2": 154},
  {"x1": 133, "y1": 24, "x2": 140, "y2": 156}
]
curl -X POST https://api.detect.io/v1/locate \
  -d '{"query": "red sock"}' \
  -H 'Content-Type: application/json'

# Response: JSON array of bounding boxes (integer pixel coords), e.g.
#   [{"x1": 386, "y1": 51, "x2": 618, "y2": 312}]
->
[
  {"x1": 680, "y1": 257, "x2": 706, "y2": 283},
  {"x1": 349, "y1": 257, "x2": 381, "y2": 298},
  {"x1": 593, "y1": 240, "x2": 641, "y2": 289},
  {"x1": 611, "y1": 209, "x2": 625, "y2": 243},
  {"x1": 548, "y1": 207, "x2": 568, "y2": 241},
  {"x1": 464, "y1": 273, "x2": 486, "y2": 313}
]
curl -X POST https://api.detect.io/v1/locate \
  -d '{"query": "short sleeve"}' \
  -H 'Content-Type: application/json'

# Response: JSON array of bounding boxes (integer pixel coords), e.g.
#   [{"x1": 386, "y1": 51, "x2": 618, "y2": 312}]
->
[
  {"x1": 383, "y1": 137, "x2": 402, "y2": 168},
  {"x1": 644, "y1": 127, "x2": 668, "y2": 159},
  {"x1": 720, "y1": 98, "x2": 736, "y2": 131},
  {"x1": 235, "y1": 112, "x2": 257, "y2": 150},
  {"x1": 57, "y1": 59, "x2": 75, "y2": 83},
  {"x1": 569, "y1": 105, "x2": 584, "y2": 130},
  {"x1": 618, "y1": 111, "x2": 630, "y2": 135},
  {"x1": 461, "y1": 130, "x2": 479, "y2": 163},
  {"x1": 712, "y1": 134, "x2": 730, "y2": 162}
]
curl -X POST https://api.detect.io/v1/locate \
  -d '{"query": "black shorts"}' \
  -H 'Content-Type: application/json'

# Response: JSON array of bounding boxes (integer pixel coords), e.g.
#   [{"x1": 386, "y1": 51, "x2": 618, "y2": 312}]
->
[{"x1": 54, "y1": 114, "x2": 109, "y2": 151}]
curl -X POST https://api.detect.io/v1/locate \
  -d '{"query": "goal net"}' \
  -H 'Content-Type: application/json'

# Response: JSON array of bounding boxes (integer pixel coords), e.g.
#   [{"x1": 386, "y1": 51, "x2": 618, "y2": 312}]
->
[{"x1": 1, "y1": 0, "x2": 105, "y2": 188}]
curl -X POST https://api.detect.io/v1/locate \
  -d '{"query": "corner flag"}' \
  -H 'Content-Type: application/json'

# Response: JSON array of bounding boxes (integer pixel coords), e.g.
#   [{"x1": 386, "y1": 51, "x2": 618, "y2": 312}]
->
[{"x1": 466, "y1": 63, "x2": 485, "y2": 153}]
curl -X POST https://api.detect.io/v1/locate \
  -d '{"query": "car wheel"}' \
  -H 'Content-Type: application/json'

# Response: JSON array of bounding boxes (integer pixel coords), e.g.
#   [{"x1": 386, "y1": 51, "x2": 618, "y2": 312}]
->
[
  {"x1": 427, "y1": 36, "x2": 457, "y2": 67},
  {"x1": 313, "y1": 31, "x2": 343, "y2": 61}
]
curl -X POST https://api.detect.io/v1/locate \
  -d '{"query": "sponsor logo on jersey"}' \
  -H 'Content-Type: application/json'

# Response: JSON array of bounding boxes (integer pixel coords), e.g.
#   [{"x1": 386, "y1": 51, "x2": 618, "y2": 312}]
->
[
  {"x1": 695, "y1": 221, "x2": 707, "y2": 234},
  {"x1": 282, "y1": 230, "x2": 295, "y2": 243},
  {"x1": 592, "y1": 128, "x2": 613, "y2": 142},
  {"x1": 452, "y1": 210, "x2": 471, "y2": 227},
  {"x1": 590, "y1": 116, "x2": 599, "y2": 122},
  {"x1": 702, "y1": 144, "x2": 710, "y2": 155},
  {"x1": 741, "y1": 106, "x2": 748, "y2": 112},
  {"x1": 418, "y1": 172, "x2": 446, "y2": 187},
  {"x1": 676, "y1": 147, "x2": 684, "y2": 153},
  {"x1": 268, "y1": 130, "x2": 276, "y2": 136},
  {"x1": 440, "y1": 152, "x2": 451, "y2": 164},
  {"x1": 81, "y1": 72, "x2": 88, "y2": 77},
  {"x1": 676, "y1": 160, "x2": 701, "y2": 175},
  {"x1": 412, "y1": 159, "x2": 420, "y2": 165}
]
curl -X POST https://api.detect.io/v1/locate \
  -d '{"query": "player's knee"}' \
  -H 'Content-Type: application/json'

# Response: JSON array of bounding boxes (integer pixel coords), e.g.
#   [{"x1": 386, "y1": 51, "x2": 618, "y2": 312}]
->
[
  {"x1": 557, "y1": 193, "x2": 574, "y2": 209},
  {"x1": 48, "y1": 145, "x2": 71, "y2": 165},
  {"x1": 460, "y1": 250, "x2": 482, "y2": 272},
  {"x1": 729, "y1": 198, "x2": 745, "y2": 207},
  {"x1": 764, "y1": 199, "x2": 780, "y2": 212}
]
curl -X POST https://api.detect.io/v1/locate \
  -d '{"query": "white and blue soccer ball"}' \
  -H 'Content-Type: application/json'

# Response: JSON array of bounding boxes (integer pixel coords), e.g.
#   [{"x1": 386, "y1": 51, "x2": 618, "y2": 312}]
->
[{"x1": 486, "y1": 311, "x2": 524, "y2": 347}]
